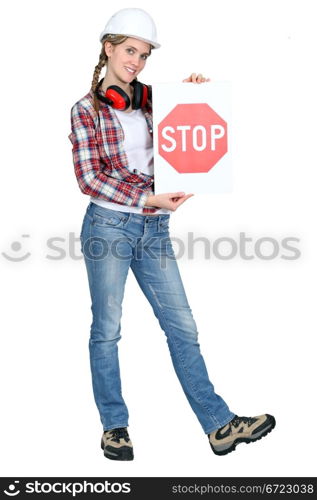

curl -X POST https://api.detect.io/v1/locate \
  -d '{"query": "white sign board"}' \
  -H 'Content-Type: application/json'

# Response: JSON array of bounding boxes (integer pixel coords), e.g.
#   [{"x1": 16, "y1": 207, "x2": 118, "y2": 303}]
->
[{"x1": 152, "y1": 82, "x2": 232, "y2": 194}]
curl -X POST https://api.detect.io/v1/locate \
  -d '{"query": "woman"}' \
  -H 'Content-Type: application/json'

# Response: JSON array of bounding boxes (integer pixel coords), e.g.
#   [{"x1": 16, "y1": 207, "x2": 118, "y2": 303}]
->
[{"x1": 69, "y1": 7, "x2": 276, "y2": 461}]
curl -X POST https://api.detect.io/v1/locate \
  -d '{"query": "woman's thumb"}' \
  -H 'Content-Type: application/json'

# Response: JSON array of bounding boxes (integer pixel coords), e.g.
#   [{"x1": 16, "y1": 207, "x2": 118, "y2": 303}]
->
[{"x1": 171, "y1": 192, "x2": 185, "y2": 197}]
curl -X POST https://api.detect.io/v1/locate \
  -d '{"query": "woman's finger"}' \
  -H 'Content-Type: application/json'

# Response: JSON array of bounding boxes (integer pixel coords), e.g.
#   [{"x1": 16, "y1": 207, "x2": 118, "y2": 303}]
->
[
  {"x1": 183, "y1": 74, "x2": 211, "y2": 83},
  {"x1": 182, "y1": 74, "x2": 194, "y2": 82},
  {"x1": 170, "y1": 191, "x2": 185, "y2": 198},
  {"x1": 174, "y1": 193, "x2": 194, "y2": 206}
]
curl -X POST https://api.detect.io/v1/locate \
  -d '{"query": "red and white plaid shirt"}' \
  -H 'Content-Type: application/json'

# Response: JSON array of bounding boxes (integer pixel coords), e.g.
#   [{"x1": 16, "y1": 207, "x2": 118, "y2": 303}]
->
[{"x1": 68, "y1": 87, "x2": 157, "y2": 214}]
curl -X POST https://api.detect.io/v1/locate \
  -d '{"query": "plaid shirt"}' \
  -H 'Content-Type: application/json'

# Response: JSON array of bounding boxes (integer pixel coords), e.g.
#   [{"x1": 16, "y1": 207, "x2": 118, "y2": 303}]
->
[{"x1": 68, "y1": 87, "x2": 157, "y2": 214}]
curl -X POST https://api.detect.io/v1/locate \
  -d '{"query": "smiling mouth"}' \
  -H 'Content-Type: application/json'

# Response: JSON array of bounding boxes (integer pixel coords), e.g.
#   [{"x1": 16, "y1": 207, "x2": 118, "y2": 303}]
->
[{"x1": 124, "y1": 67, "x2": 136, "y2": 75}]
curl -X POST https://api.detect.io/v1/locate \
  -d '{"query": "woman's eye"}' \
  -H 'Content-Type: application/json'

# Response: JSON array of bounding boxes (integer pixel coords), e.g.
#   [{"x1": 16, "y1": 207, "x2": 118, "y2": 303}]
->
[{"x1": 126, "y1": 48, "x2": 147, "y2": 60}]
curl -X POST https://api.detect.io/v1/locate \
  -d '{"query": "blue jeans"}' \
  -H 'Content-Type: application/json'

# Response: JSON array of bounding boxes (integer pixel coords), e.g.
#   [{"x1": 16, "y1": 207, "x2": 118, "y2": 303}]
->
[{"x1": 80, "y1": 201, "x2": 235, "y2": 434}]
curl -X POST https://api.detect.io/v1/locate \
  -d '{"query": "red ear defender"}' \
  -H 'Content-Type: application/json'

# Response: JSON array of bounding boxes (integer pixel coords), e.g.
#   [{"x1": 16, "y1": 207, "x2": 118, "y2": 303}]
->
[
  {"x1": 130, "y1": 80, "x2": 149, "y2": 109},
  {"x1": 95, "y1": 78, "x2": 150, "y2": 110},
  {"x1": 141, "y1": 85, "x2": 149, "y2": 108},
  {"x1": 105, "y1": 86, "x2": 131, "y2": 110}
]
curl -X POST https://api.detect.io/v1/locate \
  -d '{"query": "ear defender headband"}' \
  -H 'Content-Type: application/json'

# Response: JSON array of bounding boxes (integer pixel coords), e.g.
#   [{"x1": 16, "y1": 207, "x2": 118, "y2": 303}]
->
[{"x1": 95, "y1": 77, "x2": 151, "y2": 111}]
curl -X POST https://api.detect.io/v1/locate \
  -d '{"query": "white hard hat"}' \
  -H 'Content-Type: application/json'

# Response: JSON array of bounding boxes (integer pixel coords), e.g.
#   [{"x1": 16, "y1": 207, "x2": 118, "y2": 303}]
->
[{"x1": 99, "y1": 8, "x2": 160, "y2": 49}]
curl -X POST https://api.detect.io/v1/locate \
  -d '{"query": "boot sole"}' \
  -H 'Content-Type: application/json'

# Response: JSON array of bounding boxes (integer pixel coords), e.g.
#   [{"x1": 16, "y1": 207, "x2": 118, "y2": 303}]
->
[
  {"x1": 101, "y1": 438, "x2": 134, "y2": 461},
  {"x1": 210, "y1": 417, "x2": 276, "y2": 456}
]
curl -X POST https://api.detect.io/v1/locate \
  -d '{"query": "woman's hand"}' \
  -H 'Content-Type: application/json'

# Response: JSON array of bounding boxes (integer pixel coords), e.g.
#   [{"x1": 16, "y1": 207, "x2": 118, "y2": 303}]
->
[
  {"x1": 145, "y1": 192, "x2": 194, "y2": 211},
  {"x1": 182, "y1": 73, "x2": 210, "y2": 83}
]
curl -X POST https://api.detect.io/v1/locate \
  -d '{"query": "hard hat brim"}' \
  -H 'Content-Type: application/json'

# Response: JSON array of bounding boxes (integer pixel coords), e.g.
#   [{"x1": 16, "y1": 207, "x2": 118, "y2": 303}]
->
[{"x1": 99, "y1": 31, "x2": 161, "y2": 49}]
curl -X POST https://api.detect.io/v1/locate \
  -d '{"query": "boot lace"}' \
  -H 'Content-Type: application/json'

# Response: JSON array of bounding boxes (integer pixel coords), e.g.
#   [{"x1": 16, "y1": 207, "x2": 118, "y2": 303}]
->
[
  {"x1": 230, "y1": 415, "x2": 255, "y2": 431},
  {"x1": 109, "y1": 427, "x2": 129, "y2": 443}
]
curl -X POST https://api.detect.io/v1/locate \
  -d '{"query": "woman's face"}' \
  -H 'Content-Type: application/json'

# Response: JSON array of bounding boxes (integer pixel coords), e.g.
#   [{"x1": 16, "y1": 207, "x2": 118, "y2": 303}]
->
[{"x1": 104, "y1": 37, "x2": 151, "y2": 84}]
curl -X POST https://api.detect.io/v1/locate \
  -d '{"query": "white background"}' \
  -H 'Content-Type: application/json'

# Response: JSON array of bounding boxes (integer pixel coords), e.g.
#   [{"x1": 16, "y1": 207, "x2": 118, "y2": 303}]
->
[{"x1": 1, "y1": 0, "x2": 317, "y2": 478}]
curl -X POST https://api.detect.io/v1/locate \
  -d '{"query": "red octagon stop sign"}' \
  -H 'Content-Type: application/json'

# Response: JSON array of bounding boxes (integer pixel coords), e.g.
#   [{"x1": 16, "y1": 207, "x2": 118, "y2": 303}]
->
[{"x1": 158, "y1": 103, "x2": 228, "y2": 173}]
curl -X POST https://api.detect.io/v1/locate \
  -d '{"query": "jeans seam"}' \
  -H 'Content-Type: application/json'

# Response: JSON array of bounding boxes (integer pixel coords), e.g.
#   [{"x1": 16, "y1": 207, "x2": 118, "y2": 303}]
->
[
  {"x1": 205, "y1": 413, "x2": 236, "y2": 435},
  {"x1": 170, "y1": 334, "x2": 221, "y2": 429}
]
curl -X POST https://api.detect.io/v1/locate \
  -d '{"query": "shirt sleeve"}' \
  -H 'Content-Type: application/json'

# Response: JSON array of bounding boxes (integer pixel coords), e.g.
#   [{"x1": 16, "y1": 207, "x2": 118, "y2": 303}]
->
[{"x1": 69, "y1": 102, "x2": 152, "y2": 208}]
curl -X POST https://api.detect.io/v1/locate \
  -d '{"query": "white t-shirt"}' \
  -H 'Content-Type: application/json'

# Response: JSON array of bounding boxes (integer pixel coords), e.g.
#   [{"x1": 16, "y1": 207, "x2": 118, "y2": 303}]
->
[{"x1": 90, "y1": 108, "x2": 171, "y2": 215}]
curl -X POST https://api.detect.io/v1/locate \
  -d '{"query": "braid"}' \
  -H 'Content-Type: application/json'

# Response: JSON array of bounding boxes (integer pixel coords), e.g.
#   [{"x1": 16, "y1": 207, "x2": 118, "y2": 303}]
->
[{"x1": 91, "y1": 47, "x2": 107, "y2": 113}]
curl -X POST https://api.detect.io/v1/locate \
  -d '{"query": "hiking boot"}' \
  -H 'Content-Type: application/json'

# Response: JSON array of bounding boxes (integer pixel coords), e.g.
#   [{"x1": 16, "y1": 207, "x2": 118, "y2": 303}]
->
[
  {"x1": 101, "y1": 427, "x2": 134, "y2": 461},
  {"x1": 208, "y1": 414, "x2": 276, "y2": 455}
]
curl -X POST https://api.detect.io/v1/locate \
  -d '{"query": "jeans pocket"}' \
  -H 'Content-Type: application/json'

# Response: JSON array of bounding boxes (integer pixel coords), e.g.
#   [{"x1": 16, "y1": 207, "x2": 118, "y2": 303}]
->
[{"x1": 92, "y1": 211, "x2": 126, "y2": 228}]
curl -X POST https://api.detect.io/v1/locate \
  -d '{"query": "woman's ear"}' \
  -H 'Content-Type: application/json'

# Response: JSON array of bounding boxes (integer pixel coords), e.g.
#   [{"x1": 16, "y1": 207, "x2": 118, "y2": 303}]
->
[{"x1": 104, "y1": 41, "x2": 113, "y2": 58}]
